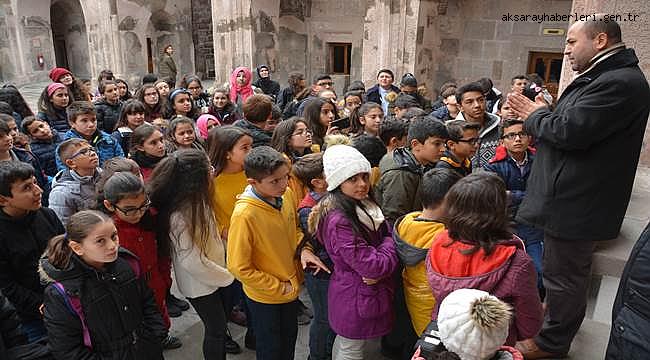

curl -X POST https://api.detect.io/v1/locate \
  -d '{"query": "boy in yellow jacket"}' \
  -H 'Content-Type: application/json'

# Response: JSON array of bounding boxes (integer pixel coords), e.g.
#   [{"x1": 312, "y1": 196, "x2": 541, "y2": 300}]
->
[
  {"x1": 227, "y1": 146, "x2": 326, "y2": 360},
  {"x1": 392, "y1": 168, "x2": 461, "y2": 344}
]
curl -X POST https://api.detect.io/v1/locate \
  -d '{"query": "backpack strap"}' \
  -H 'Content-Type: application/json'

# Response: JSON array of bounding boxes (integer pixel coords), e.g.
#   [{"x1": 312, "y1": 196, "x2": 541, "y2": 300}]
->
[
  {"x1": 52, "y1": 282, "x2": 92, "y2": 349},
  {"x1": 122, "y1": 254, "x2": 142, "y2": 279}
]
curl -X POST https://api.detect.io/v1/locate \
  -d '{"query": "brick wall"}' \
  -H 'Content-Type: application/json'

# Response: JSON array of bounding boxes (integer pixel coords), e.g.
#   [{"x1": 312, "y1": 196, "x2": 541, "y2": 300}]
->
[{"x1": 191, "y1": 0, "x2": 215, "y2": 78}]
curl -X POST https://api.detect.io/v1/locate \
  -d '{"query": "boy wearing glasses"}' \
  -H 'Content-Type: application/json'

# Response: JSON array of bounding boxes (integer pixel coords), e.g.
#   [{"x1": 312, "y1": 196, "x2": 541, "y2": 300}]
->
[
  {"x1": 436, "y1": 120, "x2": 480, "y2": 177},
  {"x1": 484, "y1": 119, "x2": 544, "y2": 297},
  {"x1": 49, "y1": 138, "x2": 102, "y2": 225}
]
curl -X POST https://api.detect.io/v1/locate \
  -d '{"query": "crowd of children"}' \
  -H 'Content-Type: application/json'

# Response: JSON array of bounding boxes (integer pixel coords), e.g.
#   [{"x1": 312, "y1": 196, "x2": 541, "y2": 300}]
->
[{"x1": 0, "y1": 66, "x2": 550, "y2": 360}]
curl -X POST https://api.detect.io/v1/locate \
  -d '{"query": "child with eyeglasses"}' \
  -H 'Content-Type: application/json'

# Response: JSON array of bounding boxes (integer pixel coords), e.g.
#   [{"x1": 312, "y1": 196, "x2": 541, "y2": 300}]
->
[
  {"x1": 99, "y1": 170, "x2": 183, "y2": 350},
  {"x1": 484, "y1": 118, "x2": 544, "y2": 298},
  {"x1": 436, "y1": 119, "x2": 480, "y2": 177},
  {"x1": 49, "y1": 138, "x2": 102, "y2": 226}
]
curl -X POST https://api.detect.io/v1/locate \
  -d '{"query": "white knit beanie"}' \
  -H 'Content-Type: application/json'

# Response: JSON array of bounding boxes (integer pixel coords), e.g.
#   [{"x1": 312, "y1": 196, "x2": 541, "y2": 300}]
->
[
  {"x1": 323, "y1": 145, "x2": 371, "y2": 191},
  {"x1": 438, "y1": 289, "x2": 512, "y2": 360}
]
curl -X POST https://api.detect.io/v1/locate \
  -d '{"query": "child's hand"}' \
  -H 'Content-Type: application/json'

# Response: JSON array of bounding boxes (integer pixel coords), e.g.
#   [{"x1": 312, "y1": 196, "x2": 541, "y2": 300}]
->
[
  {"x1": 362, "y1": 277, "x2": 379, "y2": 285},
  {"x1": 300, "y1": 248, "x2": 331, "y2": 275},
  {"x1": 282, "y1": 281, "x2": 293, "y2": 295}
]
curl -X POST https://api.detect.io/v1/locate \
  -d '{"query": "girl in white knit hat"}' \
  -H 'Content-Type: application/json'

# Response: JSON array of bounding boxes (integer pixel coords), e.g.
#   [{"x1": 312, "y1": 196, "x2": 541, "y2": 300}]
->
[{"x1": 308, "y1": 144, "x2": 399, "y2": 360}]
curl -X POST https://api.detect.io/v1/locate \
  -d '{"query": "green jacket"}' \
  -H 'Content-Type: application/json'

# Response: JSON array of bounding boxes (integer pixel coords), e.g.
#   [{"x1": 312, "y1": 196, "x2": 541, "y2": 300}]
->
[{"x1": 158, "y1": 54, "x2": 177, "y2": 82}]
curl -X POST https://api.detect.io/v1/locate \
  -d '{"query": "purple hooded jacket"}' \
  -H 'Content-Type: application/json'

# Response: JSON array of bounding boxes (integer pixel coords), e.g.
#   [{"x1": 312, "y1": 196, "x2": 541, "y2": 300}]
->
[
  {"x1": 316, "y1": 209, "x2": 398, "y2": 339},
  {"x1": 426, "y1": 235, "x2": 543, "y2": 345}
]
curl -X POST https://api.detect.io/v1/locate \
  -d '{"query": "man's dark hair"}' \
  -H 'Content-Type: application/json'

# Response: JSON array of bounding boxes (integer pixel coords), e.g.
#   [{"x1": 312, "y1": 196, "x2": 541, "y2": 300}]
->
[
  {"x1": 292, "y1": 153, "x2": 324, "y2": 191},
  {"x1": 477, "y1": 77, "x2": 493, "y2": 93},
  {"x1": 582, "y1": 15, "x2": 622, "y2": 43},
  {"x1": 142, "y1": 73, "x2": 158, "y2": 85},
  {"x1": 379, "y1": 119, "x2": 409, "y2": 146},
  {"x1": 446, "y1": 120, "x2": 481, "y2": 142},
  {"x1": 0, "y1": 161, "x2": 35, "y2": 197},
  {"x1": 377, "y1": 69, "x2": 394, "y2": 80},
  {"x1": 244, "y1": 145, "x2": 288, "y2": 181},
  {"x1": 526, "y1": 73, "x2": 544, "y2": 87},
  {"x1": 394, "y1": 93, "x2": 420, "y2": 110},
  {"x1": 242, "y1": 94, "x2": 273, "y2": 124},
  {"x1": 511, "y1": 75, "x2": 527, "y2": 85},
  {"x1": 312, "y1": 73, "x2": 332, "y2": 85},
  {"x1": 455, "y1": 82, "x2": 485, "y2": 104},
  {"x1": 407, "y1": 116, "x2": 449, "y2": 144},
  {"x1": 401, "y1": 108, "x2": 427, "y2": 122},
  {"x1": 352, "y1": 134, "x2": 387, "y2": 167},
  {"x1": 67, "y1": 101, "x2": 96, "y2": 124},
  {"x1": 499, "y1": 119, "x2": 525, "y2": 138},
  {"x1": 420, "y1": 168, "x2": 462, "y2": 209}
]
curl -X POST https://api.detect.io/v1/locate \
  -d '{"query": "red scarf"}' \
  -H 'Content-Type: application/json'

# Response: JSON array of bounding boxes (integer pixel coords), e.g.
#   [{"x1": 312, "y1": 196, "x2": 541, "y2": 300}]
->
[{"x1": 229, "y1": 66, "x2": 254, "y2": 103}]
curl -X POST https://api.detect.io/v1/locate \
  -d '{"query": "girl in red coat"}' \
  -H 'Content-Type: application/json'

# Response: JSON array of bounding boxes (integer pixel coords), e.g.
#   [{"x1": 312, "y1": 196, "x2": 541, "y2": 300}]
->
[{"x1": 100, "y1": 171, "x2": 182, "y2": 349}]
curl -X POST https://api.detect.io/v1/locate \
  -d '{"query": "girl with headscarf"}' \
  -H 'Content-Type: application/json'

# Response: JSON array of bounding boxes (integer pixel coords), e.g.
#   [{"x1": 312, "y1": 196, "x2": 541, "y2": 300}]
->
[
  {"x1": 252, "y1": 65, "x2": 280, "y2": 101},
  {"x1": 229, "y1": 67, "x2": 254, "y2": 115}
]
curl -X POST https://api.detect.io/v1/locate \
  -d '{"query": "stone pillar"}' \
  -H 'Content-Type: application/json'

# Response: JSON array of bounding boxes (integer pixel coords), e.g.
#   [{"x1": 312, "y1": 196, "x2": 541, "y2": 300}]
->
[
  {"x1": 211, "y1": 0, "x2": 255, "y2": 85},
  {"x1": 362, "y1": 0, "x2": 420, "y2": 86},
  {"x1": 560, "y1": 0, "x2": 650, "y2": 166}
]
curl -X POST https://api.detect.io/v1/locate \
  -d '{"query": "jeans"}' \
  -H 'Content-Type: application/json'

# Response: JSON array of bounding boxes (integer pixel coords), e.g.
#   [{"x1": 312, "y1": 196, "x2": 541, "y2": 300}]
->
[
  {"x1": 305, "y1": 272, "x2": 335, "y2": 360},
  {"x1": 245, "y1": 296, "x2": 298, "y2": 360},
  {"x1": 188, "y1": 289, "x2": 227, "y2": 360},
  {"x1": 515, "y1": 223, "x2": 545, "y2": 293}
]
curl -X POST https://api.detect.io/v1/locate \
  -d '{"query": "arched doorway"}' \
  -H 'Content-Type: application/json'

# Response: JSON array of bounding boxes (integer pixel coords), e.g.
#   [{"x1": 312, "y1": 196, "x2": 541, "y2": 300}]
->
[{"x1": 50, "y1": 0, "x2": 91, "y2": 77}]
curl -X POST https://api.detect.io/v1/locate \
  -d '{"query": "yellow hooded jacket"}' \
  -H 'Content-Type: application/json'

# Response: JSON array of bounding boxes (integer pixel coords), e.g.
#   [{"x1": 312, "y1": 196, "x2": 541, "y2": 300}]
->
[
  {"x1": 394, "y1": 211, "x2": 445, "y2": 334},
  {"x1": 227, "y1": 186, "x2": 304, "y2": 304}
]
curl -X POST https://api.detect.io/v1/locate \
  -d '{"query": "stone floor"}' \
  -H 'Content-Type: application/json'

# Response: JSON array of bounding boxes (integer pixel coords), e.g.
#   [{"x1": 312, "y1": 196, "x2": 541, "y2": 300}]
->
[{"x1": 18, "y1": 82, "x2": 648, "y2": 359}]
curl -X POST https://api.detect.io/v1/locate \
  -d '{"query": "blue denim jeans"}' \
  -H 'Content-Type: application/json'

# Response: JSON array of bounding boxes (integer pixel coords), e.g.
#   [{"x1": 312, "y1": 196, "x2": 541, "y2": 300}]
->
[
  {"x1": 515, "y1": 223, "x2": 544, "y2": 291},
  {"x1": 305, "y1": 272, "x2": 336, "y2": 360},
  {"x1": 245, "y1": 296, "x2": 298, "y2": 360}
]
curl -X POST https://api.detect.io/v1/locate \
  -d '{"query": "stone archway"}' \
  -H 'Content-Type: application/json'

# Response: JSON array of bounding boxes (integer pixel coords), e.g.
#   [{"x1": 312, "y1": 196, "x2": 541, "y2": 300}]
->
[{"x1": 50, "y1": 0, "x2": 91, "y2": 78}]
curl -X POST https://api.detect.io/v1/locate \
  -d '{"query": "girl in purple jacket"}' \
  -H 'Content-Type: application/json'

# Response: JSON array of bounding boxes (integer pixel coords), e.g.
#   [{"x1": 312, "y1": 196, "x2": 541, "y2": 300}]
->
[{"x1": 310, "y1": 145, "x2": 398, "y2": 359}]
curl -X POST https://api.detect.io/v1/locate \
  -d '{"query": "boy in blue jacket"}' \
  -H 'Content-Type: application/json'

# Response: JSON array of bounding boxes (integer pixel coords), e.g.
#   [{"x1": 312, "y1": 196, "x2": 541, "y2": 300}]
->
[{"x1": 484, "y1": 119, "x2": 543, "y2": 297}]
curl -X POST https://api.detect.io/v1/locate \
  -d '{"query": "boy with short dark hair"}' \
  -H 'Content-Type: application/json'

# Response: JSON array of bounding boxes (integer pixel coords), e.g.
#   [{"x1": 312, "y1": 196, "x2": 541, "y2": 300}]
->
[
  {"x1": 436, "y1": 119, "x2": 480, "y2": 177},
  {"x1": 379, "y1": 118, "x2": 408, "y2": 155},
  {"x1": 0, "y1": 161, "x2": 64, "y2": 341},
  {"x1": 484, "y1": 119, "x2": 544, "y2": 296},
  {"x1": 49, "y1": 138, "x2": 102, "y2": 225},
  {"x1": 376, "y1": 116, "x2": 449, "y2": 223},
  {"x1": 234, "y1": 94, "x2": 274, "y2": 147},
  {"x1": 227, "y1": 146, "x2": 325, "y2": 360},
  {"x1": 22, "y1": 117, "x2": 64, "y2": 177},
  {"x1": 393, "y1": 168, "x2": 461, "y2": 345},
  {"x1": 352, "y1": 133, "x2": 387, "y2": 187},
  {"x1": 94, "y1": 79, "x2": 123, "y2": 133},
  {"x1": 56, "y1": 101, "x2": 124, "y2": 170}
]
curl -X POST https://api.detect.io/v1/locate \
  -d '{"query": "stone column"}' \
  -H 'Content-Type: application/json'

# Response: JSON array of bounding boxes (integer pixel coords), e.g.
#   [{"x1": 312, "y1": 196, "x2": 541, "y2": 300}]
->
[
  {"x1": 560, "y1": 0, "x2": 650, "y2": 166},
  {"x1": 362, "y1": 0, "x2": 421, "y2": 85},
  {"x1": 211, "y1": 0, "x2": 255, "y2": 85}
]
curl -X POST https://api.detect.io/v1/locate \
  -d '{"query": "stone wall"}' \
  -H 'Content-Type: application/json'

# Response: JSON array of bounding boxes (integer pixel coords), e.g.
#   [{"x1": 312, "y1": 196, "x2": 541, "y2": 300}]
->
[{"x1": 191, "y1": 0, "x2": 214, "y2": 78}]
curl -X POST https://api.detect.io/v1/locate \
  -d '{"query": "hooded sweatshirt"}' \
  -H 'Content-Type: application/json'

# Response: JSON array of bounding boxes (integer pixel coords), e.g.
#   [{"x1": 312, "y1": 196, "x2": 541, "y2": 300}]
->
[{"x1": 227, "y1": 185, "x2": 303, "y2": 304}]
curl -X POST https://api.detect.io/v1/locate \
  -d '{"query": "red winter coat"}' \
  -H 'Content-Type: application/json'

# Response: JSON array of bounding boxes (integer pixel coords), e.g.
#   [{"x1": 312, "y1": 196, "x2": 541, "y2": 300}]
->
[
  {"x1": 113, "y1": 212, "x2": 172, "y2": 328},
  {"x1": 426, "y1": 230, "x2": 543, "y2": 345}
]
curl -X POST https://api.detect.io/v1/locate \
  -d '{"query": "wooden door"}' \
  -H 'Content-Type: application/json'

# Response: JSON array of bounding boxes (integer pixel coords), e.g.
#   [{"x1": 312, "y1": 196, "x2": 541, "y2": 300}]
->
[{"x1": 527, "y1": 52, "x2": 564, "y2": 99}]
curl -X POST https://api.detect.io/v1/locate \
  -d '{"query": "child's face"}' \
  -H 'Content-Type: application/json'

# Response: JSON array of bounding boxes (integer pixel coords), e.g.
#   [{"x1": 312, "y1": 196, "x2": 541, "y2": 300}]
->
[
  {"x1": 0, "y1": 131, "x2": 12, "y2": 152},
  {"x1": 206, "y1": 119, "x2": 219, "y2": 133},
  {"x1": 143, "y1": 88, "x2": 159, "y2": 106},
  {"x1": 50, "y1": 88, "x2": 69, "y2": 109},
  {"x1": 227, "y1": 135, "x2": 253, "y2": 169},
  {"x1": 264, "y1": 118, "x2": 279, "y2": 132},
  {"x1": 151, "y1": 118, "x2": 168, "y2": 134},
  {"x1": 213, "y1": 92, "x2": 228, "y2": 109},
  {"x1": 501, "y1": 124, "x2": 530, "y2": 154},
  {"x1": 340, "y1": 172, "x2": 370, "y2": 201},
  {"x1": 105, "y1": 192, "x2": 150, "y2": 224},
  {"x1": 173, "y1": 94, "x2": 192, "y2": 115},
  {"x1": 449, "y1": 129, "x2": 479, "y2": 160},
  {"x1": 499, "y1": 101, "x2": 518, "y2": 120},
  {"x1": 137, "y1": 130, "x2": 165, "y2": 157},
  {"x1": 319, "y1": 103, "x2": 335, "y2": 128},
  {"x1": 377, "y1": 72, "x2": 393, "y2": 88},
  {"x1": 82, "y1": 81, "x2": 92, "y2": 94},
  {"x1": 360, "y1": 108, "x2": 384, "y2": 136},
  {"x1": 236, "y1": 71, "x2": 247, "y2": 86},
  {"x1": 59, "y1": 73, "x2": 74, "y2": 86},
  {"x1": 103, "y1": 84, "x2": 120, "y2": 104},
  {"x1": 155, "y1": 82, "x2": 170, "y2": 97},
  {"x1": 173, "y1": 123, "x2": 195, "y2": 148},
  {"x1": 413, "y1": 136, "x2": 446, "y2": 165},
  {"x1": 117, "y1": 82, "x2": 128, "y2": 97},
  {"x1": 27, "y1": 120, "x2": 53, "y2": 141},
  {"x1": 126, "y1": 112, "x2": 145, "y2": 129},
  {"x1": 66, "y1": 145, "x2": 99, "y2": 171},
  {"x1": 0, "y1": 176, "x2": 43, "y2": 213},
  {"x1": 187, "y1": 81, "x2": 202, "y2": 99},
  {"x1": 70, "y1": 114, "x2": 97, "y2": 138},
  {"x1": 5, "y1": 120, "x2": 18, "y2": 142},
  {"x1": 250, "y1": 164, "x2": 290, "y2": 200},
  {"x1": 394, "y1": 135, "x2": 407, "y2": 148},
  {"x1": 289, "y1": 122, "x2": 313, "y2": 151},
  {"x1": 70, "y1": 221, "x2": 119, "y2": 269},
  {"x1": 345, "y1": 95, "x2": 362, "y2": 113}
]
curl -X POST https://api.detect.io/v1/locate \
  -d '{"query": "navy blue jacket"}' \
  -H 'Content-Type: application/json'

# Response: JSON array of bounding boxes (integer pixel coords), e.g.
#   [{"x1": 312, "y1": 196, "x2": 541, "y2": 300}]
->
[
  {"x1": 37, "y1": 109, "x2": 69, "y2": 134},
  {"x1": 366, "y1": 84, "x2": 400, "y2": 106},
  {"x1": 30, "y1": 130, "x2": 65, "y2": 177}
]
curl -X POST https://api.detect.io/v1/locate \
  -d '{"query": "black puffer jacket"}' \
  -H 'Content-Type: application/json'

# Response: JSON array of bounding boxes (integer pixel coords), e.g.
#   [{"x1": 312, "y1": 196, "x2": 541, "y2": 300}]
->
[
  {"x1": 41, "y1": 249, "x2": 166, "y2": 360},
  {"x1": 606, "y1": 222, "x2": 650, "y2": 359},
  {"x1": 0, "y1": 208, "x2": 64, "y2": 323},
  {"x1": 517, "y1": 47, "x2": 650, "y2": 241},
  {"x1": 0, "y1": 293, "x2": 52, "y2": 360},
  {"x1": 233, "y1": 119, "x2": 272, "y2": 148},
  {"x1": 93, "y1": 99, "x2": 123, "y2": 133}
]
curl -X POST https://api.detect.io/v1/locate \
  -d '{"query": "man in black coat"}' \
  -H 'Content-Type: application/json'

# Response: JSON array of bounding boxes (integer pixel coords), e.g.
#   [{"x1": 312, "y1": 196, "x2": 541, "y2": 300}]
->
[
  {"x1": 508, "y1": 16, "x2": 650, "y2": 359},
  {"x1": 605, "y1": 222, "x2": 650, "y2": 359}
]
